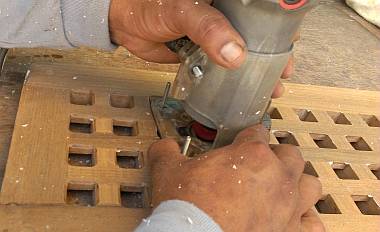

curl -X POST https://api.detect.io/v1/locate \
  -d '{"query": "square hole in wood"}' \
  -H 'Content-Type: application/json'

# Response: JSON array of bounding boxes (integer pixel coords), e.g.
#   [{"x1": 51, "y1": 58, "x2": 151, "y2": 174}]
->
[
  {"x1": 315, "y1": 195, "x2": 341, "y2": 214},
  {"x1": 310, "y1": 133, "x2": 337, "y2": 149},
  {"x1": 66, "y1": 183, "x2": 98, "y2": 206},
  {"x1": 352, "y1": 195, "x2": 380, "y2": 215},
  {"x1": 120, "y1": 186, "x2": 145, "y2": 208},
  {"x1": 69, "y1": 115, "x2": 94, "y2": 134},
  {"x1": 268, "y1": 107, "x2": 282, "y2": 119},
  {"x1": 327, "y1": 111, "x2": 351, "y2": 125},
  {"x1": 304, "y1": 161, "x2": 319, "y2": 177},
  {"x1": 273, "y1": 131, "x2": 299, "y2": 146},
  {"x1": 295, "y1": 109, "x2": 318, "y2": 122},
  {"x1": 113, "y1": 119, "x2": 138, "y2": 136},
  {"x1": 331, "y1": 162, "x2": 359, "y2": 180},
  {"x1": 361, "y1": 114, "x2": 380, "y2": 127},
  {"x1": 70, "y1": 89, "x2": 94, "y2": 106},
  {"x1": 368, "y1": 164, "x2": 380, "y2": 180},
  {"x1": 110, "y1": 93, "x2": 134, "y2": 108},
  {"x1": 346, "y1": 136, "x2": 372, "y2": 151},
  {"x1": 68, "y1": 144, "x2": 96, "y2": 167},
  {"x1": 116, "y1": 150, "x2": 143, "y2": 169}
]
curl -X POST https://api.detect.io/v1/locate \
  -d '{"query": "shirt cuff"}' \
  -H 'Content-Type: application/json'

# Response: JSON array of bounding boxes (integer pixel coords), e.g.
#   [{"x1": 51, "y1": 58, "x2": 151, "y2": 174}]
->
[
  {"x1": 135, "y1": 200, "x2": 223, "y2": 232},
  {"x1": 60, "y1": 0, "x2": 117, "y2": 50}
]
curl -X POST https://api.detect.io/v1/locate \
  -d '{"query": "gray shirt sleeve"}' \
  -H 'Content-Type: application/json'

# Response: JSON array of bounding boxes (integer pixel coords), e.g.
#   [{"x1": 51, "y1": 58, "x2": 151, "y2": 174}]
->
[
  {"x1": 0, "y1": 0, "x2": 116, "y2": 50},
  {"x1": 134, "y1": 200, "x2": 223, "y2": 232}
]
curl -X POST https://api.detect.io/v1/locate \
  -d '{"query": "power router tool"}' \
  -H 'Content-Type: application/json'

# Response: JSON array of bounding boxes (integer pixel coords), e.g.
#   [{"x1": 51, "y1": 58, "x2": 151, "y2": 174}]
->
[{"x1": 151, "y1": 0, "x2": 318, "y2": 156}]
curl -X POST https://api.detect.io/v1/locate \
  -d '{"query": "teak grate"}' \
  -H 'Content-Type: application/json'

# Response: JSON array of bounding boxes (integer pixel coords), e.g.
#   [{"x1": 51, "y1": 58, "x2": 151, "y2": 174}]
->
[
  {"x1": 0, "y1": 64, "x2": 379, "y2": 231},
  {"x1": 0, "y1": 87, "x2": 157, "y2": 207}
]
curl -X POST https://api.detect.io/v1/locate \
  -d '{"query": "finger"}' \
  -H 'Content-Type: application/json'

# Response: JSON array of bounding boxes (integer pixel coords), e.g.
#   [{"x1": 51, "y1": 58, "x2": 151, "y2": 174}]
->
[
  {"x1": 301, "y1": 209, "x2": 326, "y2": 232},
  {"x1": 170, "y1": 0, "x2": 247, "y2": 69},
  {"x1": 281, "y1": 54, "x2": 294, "y2": 79},
  {"x1": 271, "y1": 144, "x2": 304, "y2": 179},
  {"x1": 233, "y1": 124, "x2": 270, "y2": 145},
  {"x1": 130, "y1": 42, "x2": 179, "y2": 63},
  {"x1": 272, "y1": 80, "x2": 285, "y2": 98},
  {"x1": 298, "y1": 174, "x2": 322, "y2": 215},
  {"x1": 148, "y1": 138, "x2": 184, "y2": 169},
  {"x1": 284, "y1": 174, "x2": 322, "y2": 232},
  {"x1": 113, "y1": 31, "x2": 179, "y2": 63},
  {"x1": 284, "y1": 215, "x2": 301, "y2": 232}
]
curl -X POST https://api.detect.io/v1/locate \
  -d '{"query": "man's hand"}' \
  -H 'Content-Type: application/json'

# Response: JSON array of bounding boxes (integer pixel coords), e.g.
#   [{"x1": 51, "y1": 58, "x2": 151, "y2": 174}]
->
[
  {"x1": 109, "y1": 0, "x2": 294, "y2": 98},
  {"x1": 148, "y1": 124, "x2": 325, "y2": 232}
]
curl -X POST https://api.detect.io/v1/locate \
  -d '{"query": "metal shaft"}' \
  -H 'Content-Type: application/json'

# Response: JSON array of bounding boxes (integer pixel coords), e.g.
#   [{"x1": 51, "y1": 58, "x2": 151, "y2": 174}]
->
[
  {"x1": 160, "y1": 82, "x2": 171, "y2": 108},
  {"x1": 182, "y1": 136, "x2": 192, "y2": 156},
  {"x1": 0, "y1": 48, "x2": 8, "y2": 75}
]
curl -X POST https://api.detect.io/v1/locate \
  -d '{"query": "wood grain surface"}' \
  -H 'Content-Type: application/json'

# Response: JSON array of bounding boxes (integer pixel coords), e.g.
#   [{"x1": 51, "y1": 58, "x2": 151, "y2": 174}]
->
[{"x1": 0, "y1": 205, "x2": 148, "y2": 232}]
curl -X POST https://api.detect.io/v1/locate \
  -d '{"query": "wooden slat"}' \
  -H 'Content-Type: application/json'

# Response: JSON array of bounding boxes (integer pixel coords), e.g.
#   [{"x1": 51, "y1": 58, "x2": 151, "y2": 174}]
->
[
  {"x1": 0, "y1": 205, "x2": 149, "y2": 232},
  {"x1": 0, "y1": 87, "x2": 69, "y2": 204},
  {"x1": 320, "y1": 214, "x2": 380, "y2": 232}
]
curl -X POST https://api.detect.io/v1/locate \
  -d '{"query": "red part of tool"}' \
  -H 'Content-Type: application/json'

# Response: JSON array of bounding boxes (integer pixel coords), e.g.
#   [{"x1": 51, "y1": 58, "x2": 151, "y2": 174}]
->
[
  {"x1": 191, "y1": 121, "x2": 217, "y2": 142},
  {"x1": 279, "y1": 0, "x2": 307, "y2": 10}
]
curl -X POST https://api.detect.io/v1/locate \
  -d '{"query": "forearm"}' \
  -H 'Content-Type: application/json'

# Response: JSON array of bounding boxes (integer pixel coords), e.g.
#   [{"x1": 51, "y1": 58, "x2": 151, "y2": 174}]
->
[
  {"x1": 134, "y1": 200, "x2": 223, "y2": 232},
  {"x1": 0, "y1": 0, "x2": 116, "y2": 50}
]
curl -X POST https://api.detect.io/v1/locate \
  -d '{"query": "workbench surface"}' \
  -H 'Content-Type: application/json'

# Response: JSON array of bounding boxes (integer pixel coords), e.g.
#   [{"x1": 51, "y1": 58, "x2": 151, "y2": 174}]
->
[{"x1": 0, "y1": 0, "x2": 379, "y2": 187}]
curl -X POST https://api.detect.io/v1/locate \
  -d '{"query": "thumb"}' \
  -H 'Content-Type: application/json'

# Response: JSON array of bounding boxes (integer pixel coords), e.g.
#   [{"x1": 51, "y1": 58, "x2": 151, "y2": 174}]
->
[
  {"x1": 233, "y1": 124, "x2": 270, "y2": 145},
  {"x1": 171, "y1": 0, "x2": 247, "y2": 69},
  {"x1": 148, "y1": 138, "x2": 184, "y2": 170}
]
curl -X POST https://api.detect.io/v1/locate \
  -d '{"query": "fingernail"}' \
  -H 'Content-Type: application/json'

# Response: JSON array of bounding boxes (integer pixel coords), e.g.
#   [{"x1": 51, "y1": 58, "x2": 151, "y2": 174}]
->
[{"x1": 220, "y1": 41, "x2": 243, "y2": 63}]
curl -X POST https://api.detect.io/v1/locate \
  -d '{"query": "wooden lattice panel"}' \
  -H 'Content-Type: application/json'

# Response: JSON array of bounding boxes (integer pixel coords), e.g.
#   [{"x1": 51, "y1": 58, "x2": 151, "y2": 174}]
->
[
  {"x1": 0, "y1": 63, "x2": 379, "y2": 231},
  {"x1": 0, "y1": 64, "x2": 175, "y2": 231},
  {"x1": 270, "y1": 86, "x2": 380, "y2": 231}
]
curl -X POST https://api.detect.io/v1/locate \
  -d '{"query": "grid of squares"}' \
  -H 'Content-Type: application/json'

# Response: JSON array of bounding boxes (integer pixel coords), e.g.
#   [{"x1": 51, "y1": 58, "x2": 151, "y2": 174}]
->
[
  {"x1": 268, "y1": 106, "x2": 380, "y2": 219},
  {"x1": 67, "y1": 89, "x2": 380, "y2": 218},
  {"x1": 66, "y1": 89, "x2": 151, "y2": 208},
  {"x1": 68, "y1": 93, "x2": 380, "y2": 214},
  {"x1": 269, "y1": 107, "x2": 377, "y2": 151},
  {"x1": 4, "y1": 62, "x2": 378, "y2": 231}
]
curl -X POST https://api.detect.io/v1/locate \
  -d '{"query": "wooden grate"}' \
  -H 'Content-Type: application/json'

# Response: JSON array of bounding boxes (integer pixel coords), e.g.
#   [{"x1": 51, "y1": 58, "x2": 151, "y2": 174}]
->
[
  {"x1": 0, "y1": 64, "x2": 379, "y2": 231},
  {"x1": 268, "y1": 87, "x2": 380, "y2": 231}
]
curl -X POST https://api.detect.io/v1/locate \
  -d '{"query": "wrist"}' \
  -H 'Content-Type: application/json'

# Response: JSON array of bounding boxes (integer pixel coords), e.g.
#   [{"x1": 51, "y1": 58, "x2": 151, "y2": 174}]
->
[{"x1": 136, "y1": 200, "x2": 223, "y2": 232}]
